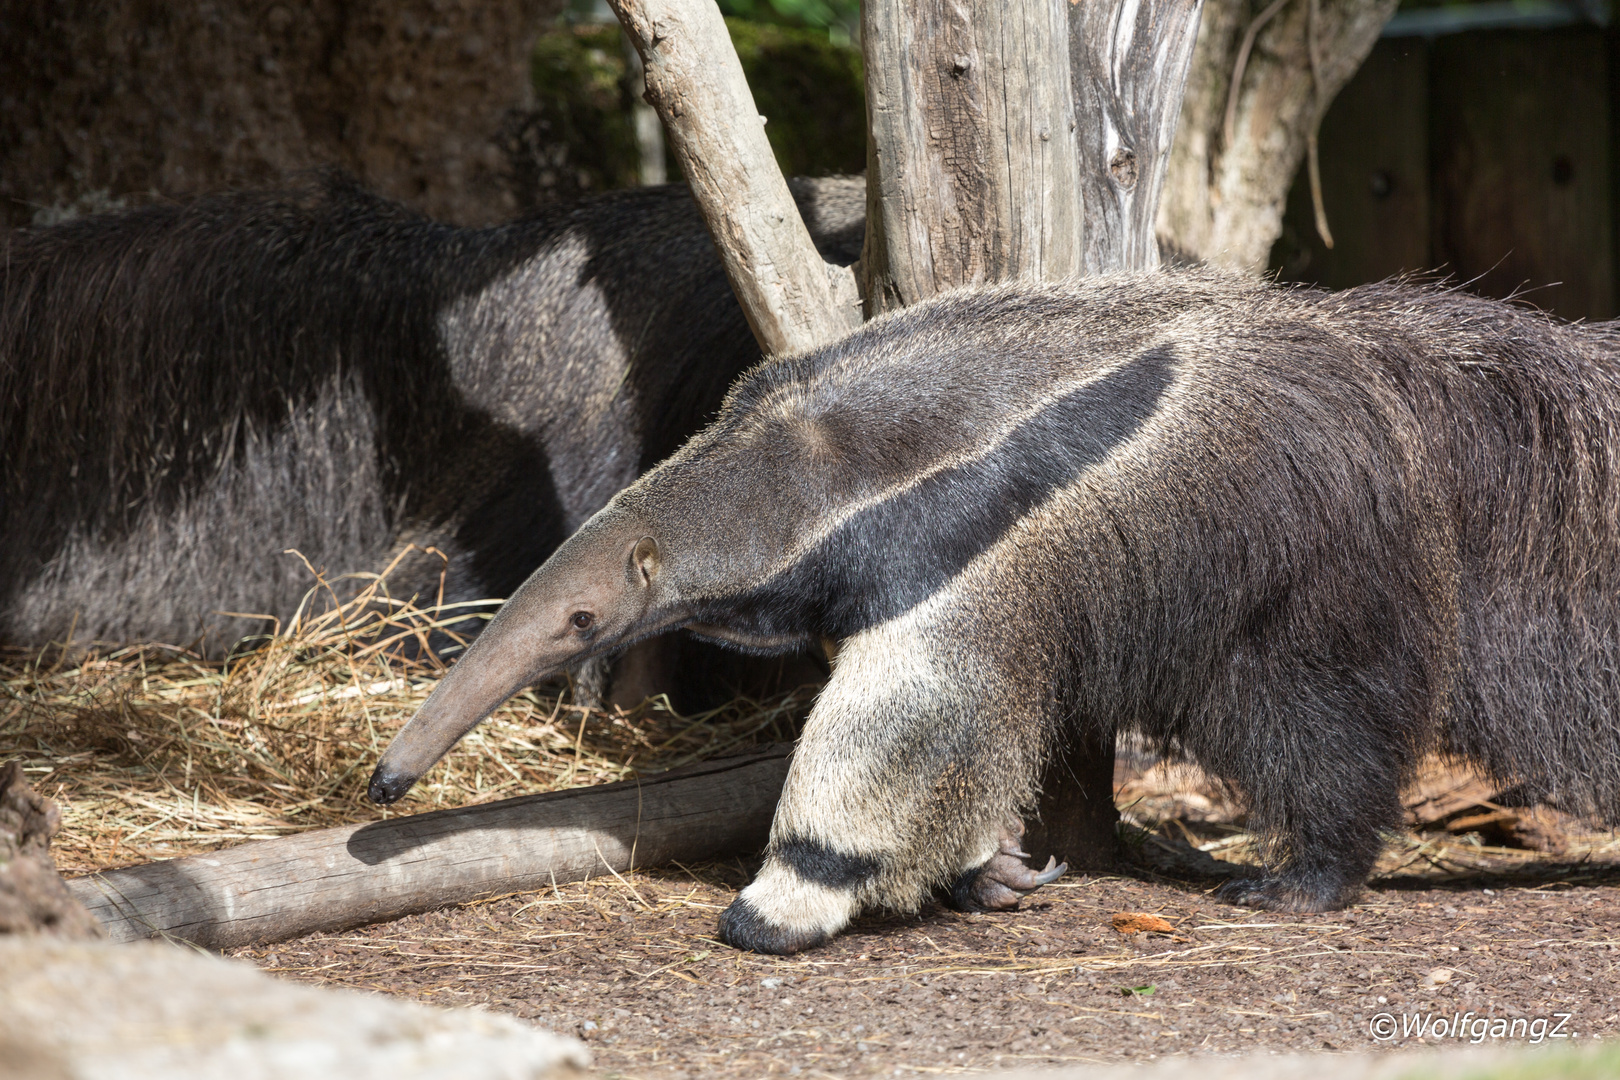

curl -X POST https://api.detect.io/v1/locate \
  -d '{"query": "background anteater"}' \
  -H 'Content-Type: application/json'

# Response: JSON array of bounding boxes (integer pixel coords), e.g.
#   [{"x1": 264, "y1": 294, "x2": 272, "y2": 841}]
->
[
  {"x1": 369, "y1": 270, "x2": 1620, "y2": 952},
  {"x1": 0, "y1": 172, "x2": 861, "y2": 706}
]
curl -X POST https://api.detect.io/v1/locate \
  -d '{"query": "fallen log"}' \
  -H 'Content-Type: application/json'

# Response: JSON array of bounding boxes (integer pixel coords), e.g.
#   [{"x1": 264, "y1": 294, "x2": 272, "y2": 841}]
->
[{"x1": 67, "y1": 746, "x2": 790, "y2": 948}]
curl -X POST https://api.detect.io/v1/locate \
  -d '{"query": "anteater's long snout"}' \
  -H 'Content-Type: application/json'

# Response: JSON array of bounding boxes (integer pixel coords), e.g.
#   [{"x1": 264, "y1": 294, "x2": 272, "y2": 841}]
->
[
  {"x1": 365, "y1": 606, "x2": 563, "y2": 805},
  {"x1": 366, "y1": 519, "x2": 666, "y2": 806}
]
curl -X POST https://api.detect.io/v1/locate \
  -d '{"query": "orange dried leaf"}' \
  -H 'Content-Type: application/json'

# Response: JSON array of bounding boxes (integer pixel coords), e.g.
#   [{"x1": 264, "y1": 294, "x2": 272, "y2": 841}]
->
[{"x1": 1111, "y1": 912, "x2": 1175, "y2": 935}]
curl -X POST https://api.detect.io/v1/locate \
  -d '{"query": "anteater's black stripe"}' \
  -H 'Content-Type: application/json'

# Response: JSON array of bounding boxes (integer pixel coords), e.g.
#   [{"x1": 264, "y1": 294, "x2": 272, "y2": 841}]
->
[
  {"x1": 725, "y1": 347, "x2": 1174, "y2": 638},
  {"x1": 774, "y1": 835, "x2": 882, "y2": 890}
]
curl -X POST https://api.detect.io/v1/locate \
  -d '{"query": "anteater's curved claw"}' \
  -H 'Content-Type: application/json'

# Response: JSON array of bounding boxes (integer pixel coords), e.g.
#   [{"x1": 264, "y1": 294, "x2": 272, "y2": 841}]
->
[{"x1": 948, "y1": 826, "x2": 1069, "y2": 912}]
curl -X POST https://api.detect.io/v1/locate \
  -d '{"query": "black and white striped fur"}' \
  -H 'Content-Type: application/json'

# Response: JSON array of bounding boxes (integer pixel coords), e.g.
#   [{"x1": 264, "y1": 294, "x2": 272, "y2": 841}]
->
[
  {"x1": 369, "y1": 270, "x2": 1620, "y2": 953},
  {"x1": 0, "y1": 172, "x2": 861, "y2": 705}
]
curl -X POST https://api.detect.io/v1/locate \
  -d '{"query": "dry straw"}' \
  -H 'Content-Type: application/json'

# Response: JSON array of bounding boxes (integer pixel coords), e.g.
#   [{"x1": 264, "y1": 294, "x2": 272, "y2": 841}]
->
[{"x1": 0, "y1": 549, "x2": 807, "y2": 875}]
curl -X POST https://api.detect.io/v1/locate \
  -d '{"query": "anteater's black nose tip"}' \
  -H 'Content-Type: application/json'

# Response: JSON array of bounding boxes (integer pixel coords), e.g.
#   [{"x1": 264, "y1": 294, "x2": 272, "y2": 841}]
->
[{"x1": 367, "y1": 766, "x2": 412, "y2": 806}]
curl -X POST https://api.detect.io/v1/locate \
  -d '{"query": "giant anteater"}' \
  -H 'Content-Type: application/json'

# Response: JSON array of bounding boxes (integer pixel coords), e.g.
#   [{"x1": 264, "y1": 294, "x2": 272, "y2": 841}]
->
[
  {"x1": 0, "y1": 172, "x2": 861, "y2": 704},
  {"x1": 370, "y1": 270, "x2": 1620, "y2": 952}
]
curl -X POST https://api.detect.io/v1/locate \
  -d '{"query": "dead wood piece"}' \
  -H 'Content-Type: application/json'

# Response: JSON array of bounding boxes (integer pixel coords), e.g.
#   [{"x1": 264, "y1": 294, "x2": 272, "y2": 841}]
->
[
  {"x1": 1447, "y1": 808, "x2": 1570, "y2": 855},
  {"x1": 68, "y1": 746, "x2": 790, "y2": 949},
  {"x1": 608, "y1": 0, "x2": 859, "y2": 355},
  {"x1": 1446, "y1": 810, "x2": 1520, "y2": 835},
  {"x1": 860, "y1": 0, "x2": 1085, "y2": 314},
  {"x1": 1402, "y1": 764, "x2": 1497, "y2": 826},
  {"x1": 1069, "y1": 0, "x2": 1205, "y2": 273},
  {"x1": 0, "y1": 761, "x2": 103, "y2": 939}
]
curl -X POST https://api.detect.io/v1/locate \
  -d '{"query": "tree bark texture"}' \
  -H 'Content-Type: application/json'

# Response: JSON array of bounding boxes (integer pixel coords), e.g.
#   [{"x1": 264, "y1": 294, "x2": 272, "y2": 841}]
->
[
  {"x1": 1156, "y1": 0, "x2": 1398, "y2": 270},
  {"x1": 860, "y1": 0, "x2": 1085, "y2": 315},
  {"x1": 859, "y1": 0, "x2": 1210, "y2": 871},
  {"x1": 0, "y1": 762, "x2": 103, "y2": 940},
  {"x1": 609, "y1": 0, "x2": 861, "y2": 356},
  {"x1": 1070, "y1": 0, "x2": 1205, "y2": 274},
  {"x1": 67, "y1": 747, "x2": 790, "y2": 949},
  {"x1": 0, "y1": 0, "x2": 559, "y2": 229}
]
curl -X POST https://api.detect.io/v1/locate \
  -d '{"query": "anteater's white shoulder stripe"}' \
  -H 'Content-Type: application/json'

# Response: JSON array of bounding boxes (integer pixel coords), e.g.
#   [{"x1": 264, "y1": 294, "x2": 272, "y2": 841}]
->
[{"x1": 732, "y1": 354, "x2": 1182, "y2": 597}]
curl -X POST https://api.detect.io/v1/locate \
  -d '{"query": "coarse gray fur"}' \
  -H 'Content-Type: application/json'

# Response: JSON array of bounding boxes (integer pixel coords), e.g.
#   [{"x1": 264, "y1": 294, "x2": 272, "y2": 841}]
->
[
  {"x1": 0, "y1": 172, "x2": 863, "y2": 700},
  {"x1": 369, "y1": 270, "x2": 1620, "y2": 952}
]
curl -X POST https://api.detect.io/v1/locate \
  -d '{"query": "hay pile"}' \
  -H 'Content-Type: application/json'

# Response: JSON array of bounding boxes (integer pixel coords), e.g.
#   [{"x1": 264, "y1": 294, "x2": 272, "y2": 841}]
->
[{"x1": 0, "y1": 557, "x2": 805, "y2": 875}]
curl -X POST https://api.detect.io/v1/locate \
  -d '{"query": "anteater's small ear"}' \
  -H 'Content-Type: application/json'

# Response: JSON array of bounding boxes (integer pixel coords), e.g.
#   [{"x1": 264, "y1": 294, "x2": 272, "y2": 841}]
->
[{"x1": 632, "y1": 536, "x2": 661, "y2": 585}]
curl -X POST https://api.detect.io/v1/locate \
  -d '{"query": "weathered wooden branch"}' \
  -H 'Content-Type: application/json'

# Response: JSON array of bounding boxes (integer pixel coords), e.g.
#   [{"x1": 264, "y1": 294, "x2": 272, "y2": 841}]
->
[
  {"x1": 607, "y1": 0, "x2": 859, "y2": 354},
  {"x1": 1070, "y1": 0, "x2": 1205, "y2": 274},
  {"x1": 1157, "y1": 0, "x2": 1397, "y2": 270},
  {"x1": 68, "y1": 747, "x2": 790, "y2": 949},
  {"x1": 860, "y1": 0, "x2": 1085, "y2": 315}
]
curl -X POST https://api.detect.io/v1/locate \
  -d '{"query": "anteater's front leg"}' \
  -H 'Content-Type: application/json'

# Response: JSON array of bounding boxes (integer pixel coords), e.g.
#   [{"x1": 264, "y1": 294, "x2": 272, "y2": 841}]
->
[{"x1": 716, "y1": 620, "x2": 1056, "y2": 954}]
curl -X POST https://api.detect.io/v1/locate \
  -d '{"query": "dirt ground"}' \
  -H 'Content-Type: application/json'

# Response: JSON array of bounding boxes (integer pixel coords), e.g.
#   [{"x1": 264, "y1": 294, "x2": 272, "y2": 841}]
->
[
  {"x1": 15, "y1": 602, "x2": 1619, "y2": 1077},
  {"x1": 230, "y1": 764, "x2": 1620, "y2": 1079}
]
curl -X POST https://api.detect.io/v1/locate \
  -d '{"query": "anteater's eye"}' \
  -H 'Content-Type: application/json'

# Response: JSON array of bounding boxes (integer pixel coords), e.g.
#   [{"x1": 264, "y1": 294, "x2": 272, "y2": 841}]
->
[{"x1": 571, "y1": 611, "x2": 594, "y2": 632}]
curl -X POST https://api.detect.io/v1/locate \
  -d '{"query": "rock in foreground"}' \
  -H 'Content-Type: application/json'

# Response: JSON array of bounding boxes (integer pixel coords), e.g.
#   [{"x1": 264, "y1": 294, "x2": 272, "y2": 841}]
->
[
  {"x1": 0, "y1": 937, "x2": 588, "y2": 1080},
  {"x1": 0, "y1": 760, "x2": 101, "y2": 939}
]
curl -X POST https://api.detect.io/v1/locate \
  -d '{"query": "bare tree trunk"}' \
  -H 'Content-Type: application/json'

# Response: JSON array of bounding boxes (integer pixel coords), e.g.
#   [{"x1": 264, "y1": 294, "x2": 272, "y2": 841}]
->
[
  {"x1": 859, "y1": 0, "x2": 1085, "y2": 315},
  {"x1": 1157, "y1": 0, "x2": 1398, "y2": 270},
  {"x1": 604, "y1": 0, "x2": 1206, "y2": 882},
  {"x1": 608, "y1": 0, "x2": 860, "y2": 355},
  {"x1": 1041, "y1": 0, "x2": 1201, "y2": 867},
  {"x1": 856, "y1": 0, "x2": 1201, "y2": 873},
  {"x1": 1070, "y1": 0, "x2": 1205, "y2": 274},
  {"x1": 1022, "y1": 726, "x2": 1123, "y2": 875}
]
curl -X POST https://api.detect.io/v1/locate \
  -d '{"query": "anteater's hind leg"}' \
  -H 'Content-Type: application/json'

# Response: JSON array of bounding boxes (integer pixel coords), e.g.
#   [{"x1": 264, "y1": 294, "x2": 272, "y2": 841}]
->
[
  {"x1": 716, "y1": 620, "x2": 1053, "y2": 954},
  {"x1": 1204, "y1": 666, "x2": 1410, "y2": 912}
]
